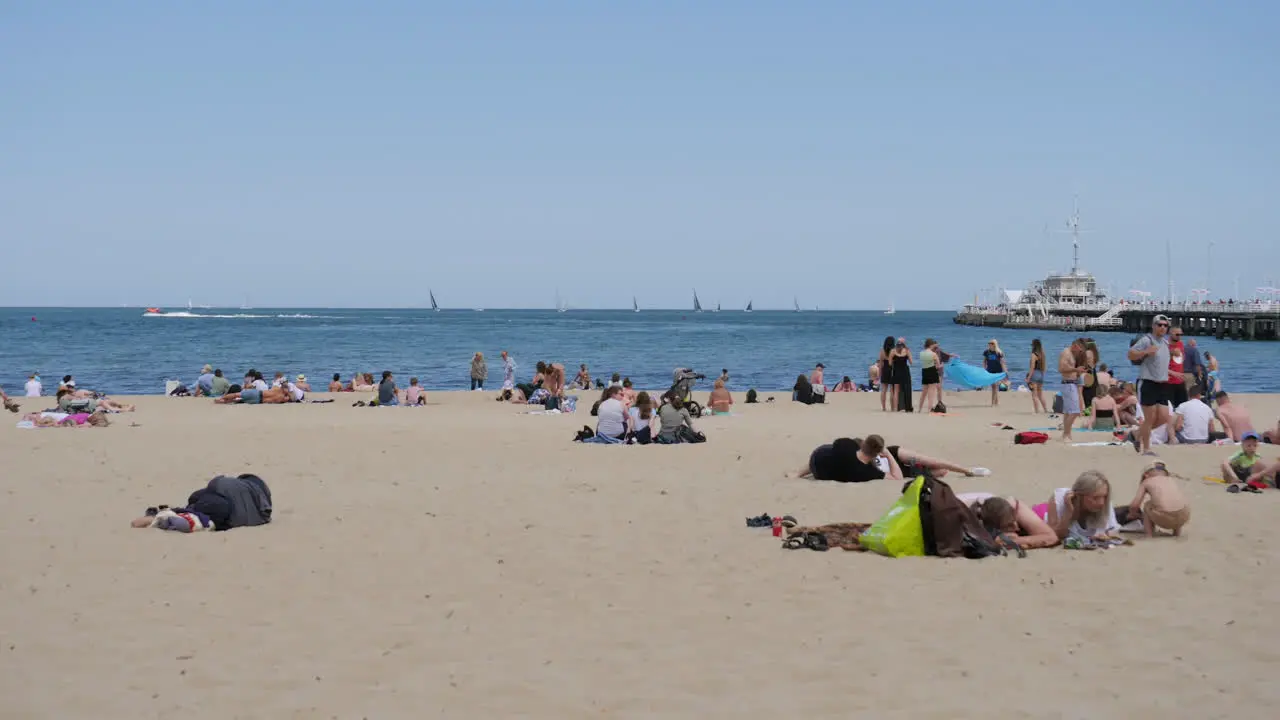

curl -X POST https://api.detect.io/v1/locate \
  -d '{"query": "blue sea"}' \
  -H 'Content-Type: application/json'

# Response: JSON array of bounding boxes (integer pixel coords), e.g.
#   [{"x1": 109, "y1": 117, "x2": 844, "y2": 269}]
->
[{"x1": 2, "y1": 307, "x2": 1275, "y2": 395}]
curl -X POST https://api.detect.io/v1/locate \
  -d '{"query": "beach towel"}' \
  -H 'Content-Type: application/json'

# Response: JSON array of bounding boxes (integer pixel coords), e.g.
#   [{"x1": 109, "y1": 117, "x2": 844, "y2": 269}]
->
[
  {"x1": 945, "y1": 358, "x2": 1007, "y2": 390},
  {"x1": 1070, "y1": 441, "x2": 1125, "y2": 447},
  {"x1": 785, "y1": 523, "x2": 871, "y2": 551}
]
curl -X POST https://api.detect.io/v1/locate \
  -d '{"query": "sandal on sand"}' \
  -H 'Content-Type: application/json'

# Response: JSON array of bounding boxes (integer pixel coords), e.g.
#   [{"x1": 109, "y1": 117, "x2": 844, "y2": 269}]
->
[
  {"x1": 745, "y1": 514, "x2": 772, "y2": 528},
  {"x1": 782, "y1": 535, "x2": 807, "y2": 549},
  {"x1": 781, "y1": 532, "x2": 829, "y2": 551},
  {"x1": 781, "y1": 515, "x2": 798, "y2": 529},
  {"x1": 995, "y1": 533, "x2": 1027, "y2": 558}
]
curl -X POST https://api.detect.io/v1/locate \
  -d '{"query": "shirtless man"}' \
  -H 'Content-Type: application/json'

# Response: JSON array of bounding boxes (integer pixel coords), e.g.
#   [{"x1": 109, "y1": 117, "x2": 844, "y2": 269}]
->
[
  {"x1": 214, "y1": 385, "x2": 291, "y2": 404},
  {"x1": 1214, "y1": 391, "x2": 1255, "y2": 442},
  {"x1": 1058, "y1": 338, "x2": 1087, "y2": 442},
  {"x1": 545, "y1": 362, "x2": 566, "y2": 398}
]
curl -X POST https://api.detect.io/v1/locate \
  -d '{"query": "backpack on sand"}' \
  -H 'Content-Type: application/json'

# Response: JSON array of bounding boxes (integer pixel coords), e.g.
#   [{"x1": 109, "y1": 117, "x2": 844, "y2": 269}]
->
[{"x1": 917, "y1": 475, "x2": 1004, "y2": 559}]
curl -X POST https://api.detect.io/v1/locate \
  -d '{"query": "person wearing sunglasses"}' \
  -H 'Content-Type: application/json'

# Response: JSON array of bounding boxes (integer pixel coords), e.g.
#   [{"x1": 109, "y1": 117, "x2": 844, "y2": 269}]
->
[{"x1": 1128, "y1": 315, "x2": 1173, "y2": 455}]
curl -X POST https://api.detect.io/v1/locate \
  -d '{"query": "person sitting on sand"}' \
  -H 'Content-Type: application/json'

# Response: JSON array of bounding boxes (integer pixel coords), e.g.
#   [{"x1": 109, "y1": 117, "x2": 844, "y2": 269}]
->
[
  {"x1": 790, "y1": 435, "x2": 903, "y2": 483},
  {"x1": 377, "y1": 371, "x2": 399, "y2": 406},
  {"x1": 192, "y1": 365, "x2": 215, "y2": 396},
  {"x1": 21, "y1": 410, "x2": 111, "y2": 427},
  {"x1": 1214, "y1": 392, "x2": 1255, "y2": 442},
  {"x1": 957, "y1": 493, "x2": 1060, "y2": 549},
  {"x1": 629, "y1": 392, "x2": 657, "y2": 444},
  {"x1": 294, "y1": 374, "x2": 312, "y2": 393},
  {"x1": 868, "y1": 363, "x2": 881, "y2": 392},
  {"x1": 1088, "y1": 386, "x2": 1119, "y2": 430},
  {"x1": 793, "y1": 375, "x2": 822, "y2": 405},
  {"x1": 1266, "y1": 418, "x2": 1280, "y2": 445},
  {"x1": 329, "y1": 373, "x2": 344, "y2": 392},
  {"x1": 656, "y1": 395, "x2": 696, "y2": 443},
  {"x1": 832, "y1": 376, "x2": 856, "y2": 392},
  {"x1": 573, "y1": 364, "x2": 591, "y2": 390},
  {"x1": 215, "y1": 385, "x2": 291, "y2": 404},
  {"x1": 271, "y1": 372, "x2": 287, "y2": 388},
  {"x1": 209, "y1": 369, "x2": 230, "y2": 397},
  {"x1": 707, "y1": 378, "x2": 733, "y2": 415},
  {"x1": 1042, "y1": 470, "x2": 1121, "y2": 541},
  {"x1": 594, "y1": 385, "x2": 630, "y2": 441},
  {"x1": 618, "y1": 378, "x2": 636, "y2": 406},
  {"x1": 1170, "y1": 385, "x2": 1222, "y2": 444},
  {"x1": 351, "y1": 373, "x2": 376, "y2": 392},
  {"x1": 544, "y1": 363, "x2": 566, "y2": 399},
  {"x1": 405, "y1": 377, "x2": 427, "y2": 406},
  {"x1": 1115, "y1": 384, "x2": 1139, "y2": 427},
  {"x1": 1222, "y1": 431, "x2": 1266, "y2": 483},
  {"x1": 1127, "y1": 460, "x2": 1190, "y2": 537}
]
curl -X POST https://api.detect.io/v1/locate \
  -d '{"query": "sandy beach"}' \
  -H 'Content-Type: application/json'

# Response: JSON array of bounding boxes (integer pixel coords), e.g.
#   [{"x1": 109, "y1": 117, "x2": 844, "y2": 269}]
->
[{"x1": 3, "y1": 388, "x2": 1280, "y2": 718}]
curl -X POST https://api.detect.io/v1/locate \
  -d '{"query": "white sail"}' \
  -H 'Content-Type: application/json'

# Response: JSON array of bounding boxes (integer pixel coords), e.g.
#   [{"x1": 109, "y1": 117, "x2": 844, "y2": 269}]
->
[
  {"x1": 793, "y1": 296, "x2": 800, "y2": 312},
  {"x1": 633, "y1": 296, "x2": 639, "y2": 313}
]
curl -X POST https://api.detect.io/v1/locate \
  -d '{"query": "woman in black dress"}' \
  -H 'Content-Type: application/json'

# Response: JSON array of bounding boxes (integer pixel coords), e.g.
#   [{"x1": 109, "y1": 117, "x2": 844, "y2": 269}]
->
[
  {"x1": 877, "y1": 336, "x2": 895, "y2": 412},
  {"x1": 891, "y1": 337, "x2": 913, "y2": 412}
]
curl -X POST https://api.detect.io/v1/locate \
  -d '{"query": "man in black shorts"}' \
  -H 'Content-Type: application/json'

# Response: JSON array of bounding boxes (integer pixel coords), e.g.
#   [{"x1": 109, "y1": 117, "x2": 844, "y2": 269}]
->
[{"x1": 1128, "y1": 315, "x2": 1172, "y2": 455}]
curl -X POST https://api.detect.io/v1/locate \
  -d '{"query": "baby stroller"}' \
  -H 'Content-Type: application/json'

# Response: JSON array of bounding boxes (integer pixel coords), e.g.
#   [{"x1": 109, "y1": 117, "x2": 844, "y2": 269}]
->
[{"x1": 666, "y1": 367, "x2": 705, "y2": 416}]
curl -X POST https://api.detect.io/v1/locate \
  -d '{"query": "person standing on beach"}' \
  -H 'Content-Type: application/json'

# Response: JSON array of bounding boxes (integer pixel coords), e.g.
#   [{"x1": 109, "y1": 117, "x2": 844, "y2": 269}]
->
[
  {"x1": 501, "y1": 351, "x2": 516, "y2": 391},
  {"x1": 470, "y1": 353, "x2": 487, "y2": 391},
  {"x1": 1127, "y1": 315, "x2": 1173, "y2": 455},
  {"x1": 890, "y1": 338, "x2": 913, "y2": 412},
  {"x1": 1026, "y1": 339, "x2": 1047, "y2": 414},
  {"x1": 982, "y1": 339, "x2": 1007, "y2": 407},
  {"x1": 1057, "y1": 338, "x2": 1086, "y2": 442},
  {"x1": 1165, "y1": 327, "x2": 1188, "y2": 409},
  {"x1": 877, "y1": 336, "x2": 894, "y2": 411}
]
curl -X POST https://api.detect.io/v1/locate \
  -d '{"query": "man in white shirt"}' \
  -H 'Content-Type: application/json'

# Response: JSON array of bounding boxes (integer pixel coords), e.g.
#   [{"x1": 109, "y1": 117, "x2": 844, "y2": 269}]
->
[
  {"x1": 1172, "y1": 385, "x2": 1219, "y2": 444},
  {"x1": 24, "y1": 373, "x2": 42, "y2": 397}
]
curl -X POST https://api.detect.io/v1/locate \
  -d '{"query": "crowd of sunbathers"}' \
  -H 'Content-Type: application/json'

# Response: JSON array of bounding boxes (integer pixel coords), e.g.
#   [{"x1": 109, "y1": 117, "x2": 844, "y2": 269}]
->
[{"x1": 4, "y1": 374, "x2": 135, "y2": 427}]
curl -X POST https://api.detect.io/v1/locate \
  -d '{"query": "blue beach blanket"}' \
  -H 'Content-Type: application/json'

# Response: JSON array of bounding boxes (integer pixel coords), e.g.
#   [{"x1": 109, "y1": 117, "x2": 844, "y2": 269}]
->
[{"x1": 945, "y1": 359, "x2": 1006, "y2": 390}]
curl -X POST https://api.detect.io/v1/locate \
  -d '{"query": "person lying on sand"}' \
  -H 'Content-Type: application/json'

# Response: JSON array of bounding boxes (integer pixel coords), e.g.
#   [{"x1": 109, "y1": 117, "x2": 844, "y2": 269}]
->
[
  {"x1": 831, "y1": 376, "x2": 856, "y2": 392},
  {"x1": 1043, "y1": 470, "x2": 1123, "y2": 541},
  {"x1": 130, "y1": 506, "x2": 216, "y2": 532},
  {"x1": 214, "y1": 386, "x2": 291, "y2": 404},
  {"x1": 21, "y1": 410, "x2": 110, "y2": 427},
  {"x1": 1127, "y1": 461, "x2": 1189, "y2": 537},
  {"x1": 129, "y1": 474, "x2": 272, "y2": 531},
  {"x1": 56, "y1": 388, "x2": 134, "y2": 413},
  {"x1": 789, "y1": 435, "x2": 988, "y2": 483},
  {"x1": 790, "y1": 435, "x2": 901, "y2": 482},
  {"x1": 957, "y1": 493, "x2": 1060, "y2": 549}
]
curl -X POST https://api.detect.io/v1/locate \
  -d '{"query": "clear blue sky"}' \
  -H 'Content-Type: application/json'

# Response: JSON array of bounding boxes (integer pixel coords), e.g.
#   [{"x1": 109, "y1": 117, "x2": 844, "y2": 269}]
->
[{"x1": 3, "y1": 1, "x2": 1276, "y2": 309}]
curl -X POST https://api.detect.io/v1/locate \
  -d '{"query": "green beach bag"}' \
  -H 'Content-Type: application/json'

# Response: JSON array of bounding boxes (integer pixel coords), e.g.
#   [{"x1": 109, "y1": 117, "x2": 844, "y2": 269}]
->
[{"x1": 859, "y1": 476, "x2": 927, "y2": 557}]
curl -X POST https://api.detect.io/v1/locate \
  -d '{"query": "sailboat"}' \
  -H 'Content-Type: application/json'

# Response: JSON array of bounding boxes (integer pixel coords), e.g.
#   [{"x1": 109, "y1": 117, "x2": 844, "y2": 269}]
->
[
  {"x1": 793, "y1": 296, "x2": 801, "y2": 313},
  {"x1": 556, "y1": 290, "x2": 568, "y2": 313},
  {"x1": 884, "y1": 300, "x2": 895, "y2": 315},
  {"x1": 430, "y1": 290, "x2": 440, "y2": 312},
  {"x1": 633, "y1": 296, "x2": 640, "y2": 313},
  {"x1": 693, "y1": 290, "x2": 703, "y2": 313},
  {"x1": 714, "y1": 303, "x2": 721, "y2": 313},
  {"x1": 745, "y1": 300, "x2": 753, "y2": 313}
]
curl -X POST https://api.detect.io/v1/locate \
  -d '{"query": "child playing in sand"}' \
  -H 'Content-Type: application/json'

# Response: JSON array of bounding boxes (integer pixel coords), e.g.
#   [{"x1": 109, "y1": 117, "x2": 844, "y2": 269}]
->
[
  {"x1": 1221, "y1": 431, "x2": 1264, "y2": 484},
  {"x1": 1127, "y1": 461, "x2": 1190, "y2": 537},
  {"x1": 405, "y1": 377, "x2": 427, "y2": 405}
]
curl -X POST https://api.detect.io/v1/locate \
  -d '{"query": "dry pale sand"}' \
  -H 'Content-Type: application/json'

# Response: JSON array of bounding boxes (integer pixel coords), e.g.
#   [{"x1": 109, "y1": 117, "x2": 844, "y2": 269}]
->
[{"x1": 3, "y1": 388, "x2": 1280, "y2": 719}]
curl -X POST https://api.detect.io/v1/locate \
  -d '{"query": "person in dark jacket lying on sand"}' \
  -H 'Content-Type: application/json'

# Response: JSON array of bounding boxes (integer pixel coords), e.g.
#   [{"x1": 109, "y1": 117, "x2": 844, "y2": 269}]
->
[{"x1": 131, "y1": 474, "x2": 272, "y2": 531}]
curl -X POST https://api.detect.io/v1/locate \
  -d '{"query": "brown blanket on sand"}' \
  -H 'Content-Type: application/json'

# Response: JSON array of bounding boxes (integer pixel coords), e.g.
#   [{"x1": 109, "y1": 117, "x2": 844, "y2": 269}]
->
[{"x1": 786, "y1": 523, "x2": 872, "y2": 551}]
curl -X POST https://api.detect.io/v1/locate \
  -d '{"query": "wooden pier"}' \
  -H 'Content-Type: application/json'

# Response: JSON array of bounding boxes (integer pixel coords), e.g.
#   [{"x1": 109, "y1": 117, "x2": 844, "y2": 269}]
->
[{"x1": 954, "y1": 301, "x2": 1280, "y2": 340}]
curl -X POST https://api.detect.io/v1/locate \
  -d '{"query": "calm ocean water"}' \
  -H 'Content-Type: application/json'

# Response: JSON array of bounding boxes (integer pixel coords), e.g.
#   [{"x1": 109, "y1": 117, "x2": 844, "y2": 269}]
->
[{"x1": 2, "y1": 307, "x2": 1275, "y2": 395}]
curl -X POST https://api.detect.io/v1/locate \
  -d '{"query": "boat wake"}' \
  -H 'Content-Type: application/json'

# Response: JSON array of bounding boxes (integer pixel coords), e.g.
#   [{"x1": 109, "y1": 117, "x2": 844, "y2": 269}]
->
[{"x1": 142, "y1": 312, "x2": 335, "y2": 319}]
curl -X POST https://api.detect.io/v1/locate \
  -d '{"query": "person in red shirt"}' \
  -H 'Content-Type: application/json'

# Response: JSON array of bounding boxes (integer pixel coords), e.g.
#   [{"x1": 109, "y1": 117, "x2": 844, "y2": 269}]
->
[{"x1": 1166, "y1": 326, "x2": 1188, "y2": 408}]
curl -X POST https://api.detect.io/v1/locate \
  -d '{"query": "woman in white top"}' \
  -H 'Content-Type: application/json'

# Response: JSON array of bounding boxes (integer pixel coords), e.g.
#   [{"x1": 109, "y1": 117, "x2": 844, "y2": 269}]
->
[
  {"x1": 628, "y1": 392, "x2": 657, "y2": 444},
  {"x1": 25, "y1": 374, "x2": 42, "y2": 397},
  {"x1": 594, "y1": 386, "x2": 629, "y2": 440},
  {"x1": 1043, "y1": 470, "x2": 1121, "y2": 540}
]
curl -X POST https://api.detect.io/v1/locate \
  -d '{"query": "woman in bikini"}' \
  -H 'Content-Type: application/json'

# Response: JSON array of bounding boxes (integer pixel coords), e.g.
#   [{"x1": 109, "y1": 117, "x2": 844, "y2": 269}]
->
[
  {"x1": 1088, "y1": 386, "x2": 1120, "y2": 430},
  {"x1": 957, "y1": 493, "x2": 1060, "y2": 549},
  {"x1": 1026, "y1": 338, "x2": 1047, "y2": 414},
  {"x1": 707, "y1": 379, "x2": 733, "y2": 414}
]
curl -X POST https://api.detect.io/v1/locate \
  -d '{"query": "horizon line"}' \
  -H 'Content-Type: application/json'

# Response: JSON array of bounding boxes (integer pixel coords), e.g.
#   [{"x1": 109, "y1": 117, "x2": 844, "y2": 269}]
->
[{"x1": 2, "y1": 305, "x2": 955, "y2": 312}]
